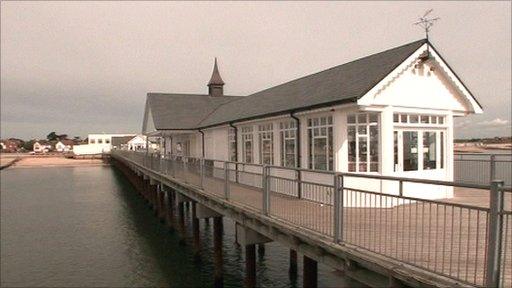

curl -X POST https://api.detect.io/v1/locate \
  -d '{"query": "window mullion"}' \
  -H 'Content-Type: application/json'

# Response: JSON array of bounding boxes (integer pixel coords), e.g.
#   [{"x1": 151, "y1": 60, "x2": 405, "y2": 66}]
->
[
  {"x1": 365, "y1": 124, "x2": 369, "y2": 172},
  {"x1": 355, "y1": 130, "x2": 359, "y2": 172}
]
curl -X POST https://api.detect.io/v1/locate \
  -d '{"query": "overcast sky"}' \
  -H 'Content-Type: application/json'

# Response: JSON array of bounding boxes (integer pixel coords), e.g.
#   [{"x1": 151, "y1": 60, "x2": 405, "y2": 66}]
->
[{"x1": 1, "y1": 1, "x2": 510, "y2": 140}]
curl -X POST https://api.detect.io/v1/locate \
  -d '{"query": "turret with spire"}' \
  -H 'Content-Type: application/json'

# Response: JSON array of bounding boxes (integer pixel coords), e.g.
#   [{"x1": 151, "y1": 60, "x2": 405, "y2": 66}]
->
[{"x1": 207, "y1": 58, "x2": 225, "y2": 97}]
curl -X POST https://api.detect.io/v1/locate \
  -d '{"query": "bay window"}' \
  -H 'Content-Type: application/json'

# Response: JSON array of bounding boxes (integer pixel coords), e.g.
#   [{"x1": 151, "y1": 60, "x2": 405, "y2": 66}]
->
[
  {"x1": 308, "y1": 116, "x2": 333, "y2": 171},
  {"x1": 280, "y1": 121, "x2": 296, "y2": 167},
  {"x1": 241, "y1": 126, "x2": 253, "y2": 163},
  {"x1": 347, "y1": 113, "x2": 379, "y2": 172},
  {"x1": 258, "y1": 124, "x2": 273, "y2": 165}
]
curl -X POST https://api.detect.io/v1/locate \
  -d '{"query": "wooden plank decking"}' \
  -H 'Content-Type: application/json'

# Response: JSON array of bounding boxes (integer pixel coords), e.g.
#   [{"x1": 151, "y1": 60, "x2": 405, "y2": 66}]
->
[{"x1": 168, "y1": 166, "x2": 512, "y2": 287}]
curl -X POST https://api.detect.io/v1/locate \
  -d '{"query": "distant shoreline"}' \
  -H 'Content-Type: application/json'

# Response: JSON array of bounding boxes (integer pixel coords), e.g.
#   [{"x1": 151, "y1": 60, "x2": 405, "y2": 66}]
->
[{"x1": 0, "y1": 154, "x2": 106, "y2": 169}]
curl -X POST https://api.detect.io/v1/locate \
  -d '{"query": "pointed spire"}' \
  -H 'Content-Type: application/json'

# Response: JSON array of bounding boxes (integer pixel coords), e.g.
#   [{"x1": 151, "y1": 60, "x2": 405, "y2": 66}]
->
[
  {"x1": 207, "y1": 58, "x2": 225, "y2": 96},
  {"x1": 208, "y1": 58, "x2": 225, "y2": 85}
]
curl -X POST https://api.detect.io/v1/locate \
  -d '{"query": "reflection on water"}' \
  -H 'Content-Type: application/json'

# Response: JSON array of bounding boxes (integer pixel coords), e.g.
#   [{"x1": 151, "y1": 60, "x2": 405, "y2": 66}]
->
[{"x1": 1, "y1": 166, "x2": 362, "y2": 287}]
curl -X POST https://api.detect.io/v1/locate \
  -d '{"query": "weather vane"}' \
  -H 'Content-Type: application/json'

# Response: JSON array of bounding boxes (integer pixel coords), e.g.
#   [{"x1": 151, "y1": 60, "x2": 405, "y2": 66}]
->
[{"x1": 414, "y1": 9, "x2": 440, "y2": 41}]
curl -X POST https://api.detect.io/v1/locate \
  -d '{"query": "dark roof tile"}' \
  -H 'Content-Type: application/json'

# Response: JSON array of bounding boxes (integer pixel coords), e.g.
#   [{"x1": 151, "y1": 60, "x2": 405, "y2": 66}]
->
[{"x1": 147, "y1": 39, "x2": 427, "y2": 130}]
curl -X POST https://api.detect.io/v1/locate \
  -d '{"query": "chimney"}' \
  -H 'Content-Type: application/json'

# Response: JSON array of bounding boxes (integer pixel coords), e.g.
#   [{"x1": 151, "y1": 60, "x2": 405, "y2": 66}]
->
[{"x1": 207, "y1": 58, "x2": 225, "y2": 97}]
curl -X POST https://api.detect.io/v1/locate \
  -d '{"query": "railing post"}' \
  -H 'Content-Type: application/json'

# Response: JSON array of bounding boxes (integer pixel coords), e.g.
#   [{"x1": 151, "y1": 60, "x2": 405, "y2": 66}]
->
[
  {"x1": 224, "y1": 161, "x2": 230, "y2": 200},
  {"x1": 490, "y1": 154, "x2": 496, "y2": 183},
  {"x1": 262, "y1": 166, "x2": 270, "y2": 215},
  {"x1": 485, "y1": 180, "x2": 504, "y2": 288},
  {"x1": 333, "y1": 174, "x2": 344, "y2": 243},
  {"x1": 399, "y1": 180, "x2": 403, "y2": 196},
  {"x1": 296, "y1": 170, "x2": 302, "y2": 199},
  {"x1": 200, "y1": 158, "x2": 205, "y2": 189}
]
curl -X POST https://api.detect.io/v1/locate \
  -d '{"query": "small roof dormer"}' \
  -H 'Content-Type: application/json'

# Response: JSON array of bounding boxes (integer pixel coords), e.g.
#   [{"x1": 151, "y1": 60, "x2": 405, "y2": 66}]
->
[{"x1": 207, "y1": 58, "x2": 225, "y2": 97}]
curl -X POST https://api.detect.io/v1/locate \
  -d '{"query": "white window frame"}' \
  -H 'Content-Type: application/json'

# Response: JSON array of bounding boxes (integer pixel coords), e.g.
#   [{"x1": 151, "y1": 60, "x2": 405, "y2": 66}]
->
[
  {"x1": 393, "y1": 113, "x2": 446, "y2": 126},
  {"x1": 241, "y1": 126, "x2": 253, "y2": 163},
  {"x1": 258, "y1": 123, "x2": 274, "y2": 165},
  {"x1": 394, "y1": 128, "x2": 446, "y2": 172},
  {"x1": 347, "y1": 113, "x2": 380, "y2": 173},
  {"x1": 307, "y1": 115, "x2": 333, "y2": 171},
  {"x1": 280, "y1": 121, "x2": 297, "y2": 168}
]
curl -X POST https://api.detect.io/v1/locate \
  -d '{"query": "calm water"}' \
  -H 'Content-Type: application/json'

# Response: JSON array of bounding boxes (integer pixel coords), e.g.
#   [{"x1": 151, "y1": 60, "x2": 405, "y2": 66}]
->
[{"x1": 1, "y1": 166, "x2": 361, "y2": 287}]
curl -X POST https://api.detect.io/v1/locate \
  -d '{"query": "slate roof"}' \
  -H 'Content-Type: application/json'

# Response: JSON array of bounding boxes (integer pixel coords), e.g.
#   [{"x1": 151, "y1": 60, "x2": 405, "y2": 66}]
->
[
  {"x1": 146, "y1": 94, "x2": 241, "y2": 130},
  {"x1": 146, "y1": 39, "x2": 428, "y2": 131},
  {"x1": 111, "y1": 136, "x2": 135, "y2": 147}
]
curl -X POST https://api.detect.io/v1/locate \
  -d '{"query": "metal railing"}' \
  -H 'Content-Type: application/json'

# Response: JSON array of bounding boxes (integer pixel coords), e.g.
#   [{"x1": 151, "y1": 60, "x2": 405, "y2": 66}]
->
[
  {"x1": 114, "y1": 150, "x2": 511, "y2": 287},
  {"x1": 455, "y1": 153, "x2": 512, "y2": 187}
]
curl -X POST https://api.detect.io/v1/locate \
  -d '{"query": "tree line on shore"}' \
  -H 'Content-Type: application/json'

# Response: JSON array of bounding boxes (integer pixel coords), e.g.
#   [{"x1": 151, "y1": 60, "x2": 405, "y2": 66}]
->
[{"x1": 0, "y1": 132, "x2": 85, "y2": 152}]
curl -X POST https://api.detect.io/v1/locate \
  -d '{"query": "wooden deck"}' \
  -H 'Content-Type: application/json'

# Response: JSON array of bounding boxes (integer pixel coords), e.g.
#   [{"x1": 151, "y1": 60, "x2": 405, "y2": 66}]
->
[{"x1": 169, "y1": 167, "x2": 512, "y2": 287}]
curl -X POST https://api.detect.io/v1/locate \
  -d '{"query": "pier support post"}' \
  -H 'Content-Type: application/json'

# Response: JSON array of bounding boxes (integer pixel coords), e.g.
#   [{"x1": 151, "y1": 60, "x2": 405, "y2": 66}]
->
[
  {"x1": 235, "y1": 223, "x2": 272, "y2": 288},
  {"x1": 245, "y1": 244, "x2": 256, "y2": 288},
  {"x1": 158, "y1": 186, "x2": 166, "y2": 222},
  {"x1": 303, "y1": 255, "x2": 317, "y2": 288},
  {"x1": 166, "y1": 189, "x2": 175, "y2": 231},
  {"x1": 142, "y1": 178, "x2": 149, "y2": 203},
  {"x1": 257, "y1": 244, "x2": 265, "y2": 259},
  {"x1": 289, "y1": 249, "x2": 298, "y2": 276},
  {"x1": 149, "y1": 184, "x2": 158, "y2": 212},
  {"x1": 388, "y1": 275, "x2": 404, "y2": 288},
  {"x1": 213, "y1": 217, "x2": 224, "y2": 288},
  {"x1": 191, "y1": 202, "x2": 201, "y2": 260},
  {"x1": 178, "y1": 201, "x2": 186, "y2": 245}
]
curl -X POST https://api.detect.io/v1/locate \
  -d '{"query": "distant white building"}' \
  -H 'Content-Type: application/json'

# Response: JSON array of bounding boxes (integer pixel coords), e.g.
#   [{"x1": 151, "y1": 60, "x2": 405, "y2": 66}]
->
[
  {"x1": 55, "y1": 139, "x2": 74, "y2": 152},
  {"x1": 127, "y1": 135, "x2": 147, "y2": 151},
  {"x1": 33, "y1": 141, "x2": 52, "y2": 153},
  {"x1": 73, "y1": 134, "x2": 135, "y2": 155}
]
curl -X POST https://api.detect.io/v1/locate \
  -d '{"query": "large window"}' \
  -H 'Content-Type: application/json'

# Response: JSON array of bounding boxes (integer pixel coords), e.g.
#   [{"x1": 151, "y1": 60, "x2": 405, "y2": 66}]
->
[
  {"x1": 228, "y1": 127, "x2": 237, "y2": 161},
  {"x1": 258, "y1": 124, "x2": 273, "y2": 165},
  {"x1": 280, "y1": 121, "x2": 296, "y2": 167},
  {"x1": 308, "y1": 116, "x2": 333, "y2": 171},
  {"x1": 347, "y1": 113, "x2": 379, "y2": 172},
  {"x1": 241, "y1": 126, "x2": 253, "y2": 163},
  {"x1": 394, "y1": 130, "x2": 445, "y2": 172}
]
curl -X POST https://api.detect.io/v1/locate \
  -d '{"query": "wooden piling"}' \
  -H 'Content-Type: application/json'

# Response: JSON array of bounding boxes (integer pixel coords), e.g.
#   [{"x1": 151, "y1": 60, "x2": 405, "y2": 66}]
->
[
  {"x1": 289, "y1": 249, "x2": 298, "y2": 276},
  {"x1": 192, "y1": 202, "x2": 201, "y2": 260},
  {"x1": 213, "y1": 217, "x2": 223, "y2": 288},
  {"x1": 245, "y1": 244, "x2": 256, "y2": 288},
  {"x1": 303, "y1": 255, "x2": 317, "y2": 288}
]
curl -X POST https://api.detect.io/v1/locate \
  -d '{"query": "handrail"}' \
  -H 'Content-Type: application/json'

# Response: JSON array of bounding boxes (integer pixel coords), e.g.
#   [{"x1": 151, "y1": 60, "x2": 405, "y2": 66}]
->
[{"x1": 118, "y1": 150, "x2": 510, "y2": 191}]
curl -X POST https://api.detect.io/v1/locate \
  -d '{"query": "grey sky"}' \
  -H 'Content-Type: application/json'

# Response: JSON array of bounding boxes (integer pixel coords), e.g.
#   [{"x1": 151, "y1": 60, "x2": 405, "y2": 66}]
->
[{"x1": 1, "y1": 1, "x2": 510, "y2": 140}]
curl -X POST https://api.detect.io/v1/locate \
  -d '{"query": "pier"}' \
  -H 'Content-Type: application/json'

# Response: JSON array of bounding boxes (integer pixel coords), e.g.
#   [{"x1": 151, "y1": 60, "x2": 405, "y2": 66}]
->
[{"x1": 111, "y1": 151, "x2": 511, "y2": 288}]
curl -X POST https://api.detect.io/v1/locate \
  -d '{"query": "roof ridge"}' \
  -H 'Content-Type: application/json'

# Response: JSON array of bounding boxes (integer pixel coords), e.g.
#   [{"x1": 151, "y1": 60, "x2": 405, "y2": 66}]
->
[
  {"x1": 148, "y1": 92, "x2": 242, "y2": 98},
  {"x1": 196, "y1": 39, "x2": 426, "y2": 126},
  {"x1": 244, "y1": 38, "x2": 427, "y2": 97}
]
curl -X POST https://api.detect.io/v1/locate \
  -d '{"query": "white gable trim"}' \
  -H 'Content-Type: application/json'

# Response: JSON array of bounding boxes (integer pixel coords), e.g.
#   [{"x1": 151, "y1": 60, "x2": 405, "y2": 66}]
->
[
  {"x1": 142, "y1": 99, "x2": 157, "y2": 135},
  {"x1": 358, "y1": 43, "x2": 483, "y2": 114}
]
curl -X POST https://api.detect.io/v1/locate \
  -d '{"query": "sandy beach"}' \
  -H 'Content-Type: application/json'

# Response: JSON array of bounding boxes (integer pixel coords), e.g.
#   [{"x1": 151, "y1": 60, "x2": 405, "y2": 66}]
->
[{"x1": 1, "y1": 154, "x2": 105, "y2": 169}]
